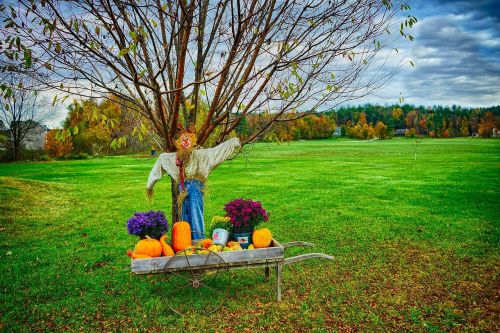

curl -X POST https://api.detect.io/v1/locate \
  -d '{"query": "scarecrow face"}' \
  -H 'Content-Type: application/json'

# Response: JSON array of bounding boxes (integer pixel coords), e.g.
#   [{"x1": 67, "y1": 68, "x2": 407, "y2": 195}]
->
[{"x1": 175, "y1": 129, "x2": 197, "y2": 151}]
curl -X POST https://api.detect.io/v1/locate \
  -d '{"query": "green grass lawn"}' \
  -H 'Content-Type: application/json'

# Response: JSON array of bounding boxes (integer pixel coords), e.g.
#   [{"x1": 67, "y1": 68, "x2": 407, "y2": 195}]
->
[{"x1": 1, "y1": 138, "x2": 499, "y2": 332}]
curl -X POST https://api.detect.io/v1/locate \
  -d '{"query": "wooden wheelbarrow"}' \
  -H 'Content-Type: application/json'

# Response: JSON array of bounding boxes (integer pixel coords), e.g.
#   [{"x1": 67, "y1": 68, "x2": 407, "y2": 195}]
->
[{"x1": 130, "y1": 239, "x2": 333, "y2": 315}]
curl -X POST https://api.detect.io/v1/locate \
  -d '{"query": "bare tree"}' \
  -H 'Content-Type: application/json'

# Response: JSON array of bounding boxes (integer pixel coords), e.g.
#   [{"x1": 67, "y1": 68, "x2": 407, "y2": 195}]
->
[
  {"x1": 0, "y1": 0, "x2": 415, "y2": 214},
  {"x1": 0, "y1": 73, "x2": 52, "y2": 161}
]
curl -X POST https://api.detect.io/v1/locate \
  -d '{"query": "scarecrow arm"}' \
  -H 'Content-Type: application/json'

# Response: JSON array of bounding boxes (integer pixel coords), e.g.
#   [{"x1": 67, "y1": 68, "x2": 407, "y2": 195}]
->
[
  {"x1": 146, "y1": 153, "x2": 178, "y2": 193},
  {"x1": 200, "y1": 137, "x2": 241, "y2": 171}
]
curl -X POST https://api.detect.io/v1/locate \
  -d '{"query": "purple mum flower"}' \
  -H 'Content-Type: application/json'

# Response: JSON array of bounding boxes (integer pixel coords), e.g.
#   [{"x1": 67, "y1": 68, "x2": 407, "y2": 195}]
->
[{"x1": 126, "y1": 210, "x2": 169, "y2": 239}]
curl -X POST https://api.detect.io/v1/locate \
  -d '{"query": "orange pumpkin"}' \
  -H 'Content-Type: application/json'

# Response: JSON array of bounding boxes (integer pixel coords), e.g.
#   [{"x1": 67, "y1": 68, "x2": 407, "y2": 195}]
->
[
  {"x1": 227, "y1": 241, "x2": 237, "y2": 247},
  {"x1": 252, "y1": 228, "x2": 272, "y2": 248},
  {"x1": 127, "y1": 250, "x2": 152, "y2": 260},
  {"x1": 172, "y1": 221, "x2": 192, "y2": 252},
  {"x1": 159, "y1": 235, "x2": 174, "y2": 256},
  {"x1": 134, "y1": 236, "x2": 162, "y2": 257}
]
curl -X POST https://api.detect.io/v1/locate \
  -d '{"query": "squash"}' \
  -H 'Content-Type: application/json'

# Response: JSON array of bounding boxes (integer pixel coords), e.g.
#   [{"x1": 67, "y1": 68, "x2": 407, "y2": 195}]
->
[
  {"x1": 197, "y1": 238, "x2": 213, "y2": 249},
  {"x1": 134, "y1": 235, "x2": 162, "y2": 257},
  {"x1": 172, "y1": 221, "x2": 192, "y2": 252},
  {"x1": 159, "y1": 235, "x2": 174, "y2": 256},
  {"x1": 252, "y1": 228, "x2": 272, "y2": 248},
  {"x1": 227, "y1": 241, "x2": 237, "y2": 247},
  {"x1": 127, "y1": 249, "x2": 152, "y2": 260}
]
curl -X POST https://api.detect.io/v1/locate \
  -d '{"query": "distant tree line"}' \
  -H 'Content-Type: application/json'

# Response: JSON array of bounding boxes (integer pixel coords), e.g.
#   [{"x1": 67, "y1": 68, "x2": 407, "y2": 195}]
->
[
  {"x1": 234, "y1": 104, "x2": 500, "y2": 142},
  {"x1": 44, "y1": 102, "x2": 500, "y2": 159},
  {"x1": 10, "y1": 101, "x2": 499, "y2": 160},
  {"x1": 329, "y1": 104, "x2": 500, "y2": 139}
]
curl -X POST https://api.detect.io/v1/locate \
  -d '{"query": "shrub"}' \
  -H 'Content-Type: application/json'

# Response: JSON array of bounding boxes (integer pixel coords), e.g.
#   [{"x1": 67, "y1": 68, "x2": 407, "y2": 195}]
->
[
  {"x1": 39, "y1": 154, "x2": 51, "y2": 161},
  {"x1": 405, "y1": 128, "x2": 417, "y2": 138},
  {"x1": 45, "y1": 129, "x2": 73, "y2": 158}
]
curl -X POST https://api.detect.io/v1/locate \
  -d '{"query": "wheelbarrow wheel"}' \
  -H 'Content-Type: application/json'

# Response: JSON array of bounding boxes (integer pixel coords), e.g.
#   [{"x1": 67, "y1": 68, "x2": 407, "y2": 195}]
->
[{"x1": 162, "y1": 246, "x2": 230, "y2": 316}]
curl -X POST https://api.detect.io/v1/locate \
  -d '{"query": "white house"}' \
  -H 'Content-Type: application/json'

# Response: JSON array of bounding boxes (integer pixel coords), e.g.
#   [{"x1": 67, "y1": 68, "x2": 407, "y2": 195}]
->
[{"x1": 24, "y1": 122, "x2": 49, "y2": 150}]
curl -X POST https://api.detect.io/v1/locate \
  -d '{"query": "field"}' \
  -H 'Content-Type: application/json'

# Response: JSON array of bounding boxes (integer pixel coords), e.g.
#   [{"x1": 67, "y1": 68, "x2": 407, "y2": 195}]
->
[{"x1": 0, "y1": 138, "x2": 499, "y2": 332}]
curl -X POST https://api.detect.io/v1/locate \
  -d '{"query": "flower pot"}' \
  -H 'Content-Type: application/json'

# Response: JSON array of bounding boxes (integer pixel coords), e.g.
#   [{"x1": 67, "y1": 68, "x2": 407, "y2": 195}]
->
[
  {"x1": 212, "y1": 228, "x2": 230, "y2": 246},
  {"x1": 232, "y1": 227, "x2": 254, "y2": 249}
]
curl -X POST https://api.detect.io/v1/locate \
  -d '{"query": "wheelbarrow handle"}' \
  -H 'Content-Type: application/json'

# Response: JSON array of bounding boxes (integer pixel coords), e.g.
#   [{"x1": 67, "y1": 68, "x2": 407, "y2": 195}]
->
[
  {"x1": 282, "y1": 241, "x2": 314, "y2": 249},
  {"x1": 284, "y1": 253, "x2": 334, "y2": 265}
]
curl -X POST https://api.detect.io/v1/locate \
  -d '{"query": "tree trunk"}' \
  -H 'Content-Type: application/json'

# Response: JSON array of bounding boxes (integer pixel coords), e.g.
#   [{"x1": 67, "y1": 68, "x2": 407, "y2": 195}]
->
[
  {"x1": 12, "y1": 141, "x2": 21, "y2": 161},
  {"x1": 170, "y1": 177, "x2": 180, "y2": 223}
]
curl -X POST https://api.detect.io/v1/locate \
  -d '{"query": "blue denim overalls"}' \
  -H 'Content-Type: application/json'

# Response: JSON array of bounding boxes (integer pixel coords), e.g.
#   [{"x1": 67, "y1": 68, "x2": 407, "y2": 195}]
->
[{"x1": 179, "y1": 179, "x2": 205, "y2": 241}]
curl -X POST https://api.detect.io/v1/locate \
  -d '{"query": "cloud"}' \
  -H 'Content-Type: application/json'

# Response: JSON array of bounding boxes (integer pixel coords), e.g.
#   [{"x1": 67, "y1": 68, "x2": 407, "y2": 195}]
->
[{"x1": 344, "y1": 1, "x2": 500, "y2": 108}]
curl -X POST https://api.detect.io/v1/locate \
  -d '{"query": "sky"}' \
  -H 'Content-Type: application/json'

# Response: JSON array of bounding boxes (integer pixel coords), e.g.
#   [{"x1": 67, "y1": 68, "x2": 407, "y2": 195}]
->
[
  {"x1": 45, "y1": 0, "x2": 500, "y2": 127},
  {"x1": 352, "y1": 0, "x2": 500, "y2": 108}
]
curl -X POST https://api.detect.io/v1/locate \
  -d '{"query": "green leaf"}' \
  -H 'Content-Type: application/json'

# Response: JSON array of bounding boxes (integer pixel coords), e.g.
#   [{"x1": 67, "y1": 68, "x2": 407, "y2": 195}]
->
[
  {"x1": 110, "y1": 139, "x2": 118, "y2": 150},
  {"x1": 140, "y1": 122, "x2": 147, "y2": 135},
  {"x1": 55, "y1": 43, "x2": 62, "y2": 54},
  {"x1": 73, "y1": 125, "x2": 79, "y2": 135},
  {"x1": 23, "y1": 48, "x2": 32, "y2": 68},
  {"x1": 52, "y1": 95, "x2": 57, "y2": 106},
  {"x1": 129, "y1": 43, "x2": 137, "y2": 55},
  {"x1": 409, "y1": 60, "x2": 415, "y2": 67},
  {"x1": 118, "y1": 47, "x2": 129, "y2": 57},
  {"x1": 95, "y1": 26, "x2": 100, "y2": 35}
]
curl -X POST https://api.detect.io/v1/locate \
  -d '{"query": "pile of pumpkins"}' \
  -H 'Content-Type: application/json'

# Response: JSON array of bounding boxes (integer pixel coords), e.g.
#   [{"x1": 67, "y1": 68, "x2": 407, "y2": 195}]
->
[{"x1": 127, "y1": 221, "x2": 273, "y2": 260}]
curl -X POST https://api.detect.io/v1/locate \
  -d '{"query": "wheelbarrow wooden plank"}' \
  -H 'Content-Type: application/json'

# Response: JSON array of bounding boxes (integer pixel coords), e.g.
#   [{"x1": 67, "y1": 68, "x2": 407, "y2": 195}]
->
[{"x1": 131, "y1": 238, "x2": 284, "y2": 274}]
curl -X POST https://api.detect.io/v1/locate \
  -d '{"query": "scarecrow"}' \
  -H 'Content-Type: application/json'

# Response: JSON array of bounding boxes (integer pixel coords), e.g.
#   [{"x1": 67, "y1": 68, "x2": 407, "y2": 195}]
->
[{"x1": 146, "y1": 123, "x2": 241, "y2": 241}]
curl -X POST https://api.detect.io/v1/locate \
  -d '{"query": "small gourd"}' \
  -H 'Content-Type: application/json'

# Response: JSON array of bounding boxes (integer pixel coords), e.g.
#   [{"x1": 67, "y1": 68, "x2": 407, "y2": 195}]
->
[
  {"x1": 127, "y1": 250, "x2": 152, "y2": 260},
  {"x1": 252, "y1": 228, "x2": 272, "y2": 248},
  {"x1": 159, "y1": 234, "x2": 174, "y2": 256},
  {"x1": 134, "y1": 236, "x2": 162, "y2": 257},
  {"x1": 172, "y1": 221, "x2": 192, "y2": 252}
]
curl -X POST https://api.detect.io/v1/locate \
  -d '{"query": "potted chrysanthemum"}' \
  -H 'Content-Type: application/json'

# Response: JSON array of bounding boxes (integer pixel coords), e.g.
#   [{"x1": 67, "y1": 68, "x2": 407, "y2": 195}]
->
[
  {"x1": 209, "y1": 216, "x2": 232, "y2": 246},
  {"x1": 126, "y1": 210, "x2": 169, "y2": 240},
  {"x1": 224, "y1": 199, "x2": 269, "y2": 248}
]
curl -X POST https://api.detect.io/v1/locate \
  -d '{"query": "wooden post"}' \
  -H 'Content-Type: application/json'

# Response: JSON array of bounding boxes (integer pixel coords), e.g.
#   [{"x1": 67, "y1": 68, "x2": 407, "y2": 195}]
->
[{"x1": 276, "y1": 261, "x2": 282, "y2": 301}]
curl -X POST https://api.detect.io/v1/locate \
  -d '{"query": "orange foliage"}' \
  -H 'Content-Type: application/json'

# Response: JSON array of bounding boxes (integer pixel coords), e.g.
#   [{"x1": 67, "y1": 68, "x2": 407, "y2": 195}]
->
[
  {"x1": 44, "y1": 129, "x2": 73, "y2": 157},
  {"x1": 347, "y1": 118, "x2": 388, "y2": 140},
  {"x1": 478, "y1": 112, "x2": 499, "y2": 137},
  {"x1": 392, "y1": 107, "x2": 403, "y2": 120}
]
